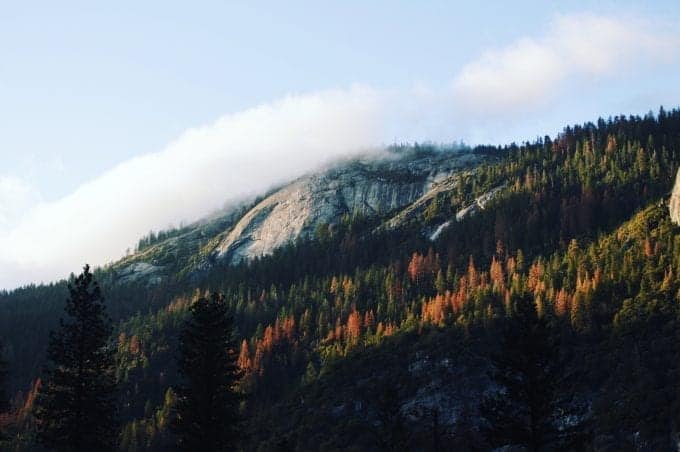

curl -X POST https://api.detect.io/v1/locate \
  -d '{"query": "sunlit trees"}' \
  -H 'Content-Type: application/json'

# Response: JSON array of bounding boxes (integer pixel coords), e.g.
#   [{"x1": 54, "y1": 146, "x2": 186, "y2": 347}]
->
[{"x1": 346, "y1": 310, "x2": 362, "y2": 343}]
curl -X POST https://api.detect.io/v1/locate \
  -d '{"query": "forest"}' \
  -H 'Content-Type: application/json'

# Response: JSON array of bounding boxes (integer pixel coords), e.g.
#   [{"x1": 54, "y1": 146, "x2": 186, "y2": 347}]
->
[{"x1": 1, "y1": 108, "x2": 680, "y2": 450}]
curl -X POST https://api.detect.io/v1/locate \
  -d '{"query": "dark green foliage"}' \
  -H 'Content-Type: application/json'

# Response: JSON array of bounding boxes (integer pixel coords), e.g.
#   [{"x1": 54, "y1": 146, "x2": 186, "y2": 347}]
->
[
  {"x1": 172, "y1": 292, "x2": 240, "y2": 451},
  {"x1": 481, "y1": 293, "x2": 586, "y2": 451},
  {"x1": 0, "y1": 339, "x2": 8, "y2": 441},
  {"x1": 35, "y1": 265, "x2": 118, "y2": 452},
  {"x1": 595, "y1": 295, "x2": 680, "y2": 450},
  {"x1": 0, "y1": 343, "x2": 9, "y2": 411},
  {"x1": 371, "y1": 372, "x2": 409, "y2": 451}
]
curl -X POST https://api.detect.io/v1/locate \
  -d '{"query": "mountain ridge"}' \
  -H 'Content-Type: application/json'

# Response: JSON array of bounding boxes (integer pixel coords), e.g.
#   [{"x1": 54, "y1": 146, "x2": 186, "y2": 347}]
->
[
  {"x1": 4, "y1": 110, "x2": 680, "y2": 450},
  {"x1": 109, "y1": 146, "x2": 488, "y2": 285}
]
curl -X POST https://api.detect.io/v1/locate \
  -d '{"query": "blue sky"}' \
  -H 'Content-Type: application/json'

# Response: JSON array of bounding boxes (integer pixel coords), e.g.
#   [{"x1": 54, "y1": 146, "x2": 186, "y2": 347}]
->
[{"x1": 1, "y1": 1, "x2": 680, "y2": 288}]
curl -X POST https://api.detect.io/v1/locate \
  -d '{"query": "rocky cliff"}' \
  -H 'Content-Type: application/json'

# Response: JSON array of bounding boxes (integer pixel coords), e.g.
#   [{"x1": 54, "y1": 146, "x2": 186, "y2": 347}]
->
[
  {"x1": 213, "y1": 150, "x2": 481, "y2": 264},
  {"x1": 670, "y1": 169, "x2": 680, "y2": 224},
  {"x1": 113, "y1": 148, "x2": 486, "y2": 281}
]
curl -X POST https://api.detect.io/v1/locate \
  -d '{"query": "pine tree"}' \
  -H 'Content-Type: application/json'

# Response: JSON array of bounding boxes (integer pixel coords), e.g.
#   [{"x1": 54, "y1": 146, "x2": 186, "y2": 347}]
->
[
  {"x1": 35, "y1": 265, "x2": 118, "y2": 451},
  {"x1": 0, "y1": 340, "x2": 9, "y2": 442},
  {"x1": 173, "y1": 292, "x2": 241, "y2": 451}
]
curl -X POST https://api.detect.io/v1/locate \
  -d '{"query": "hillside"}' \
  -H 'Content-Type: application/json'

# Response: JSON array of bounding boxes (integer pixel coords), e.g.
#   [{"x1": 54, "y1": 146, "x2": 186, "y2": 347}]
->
[
  {"x1": 105, "y1": 145, "x2": 485, "y2": 285},
  {"x1": 2, "y1": 109, "x2": 680, "y2": 450}
]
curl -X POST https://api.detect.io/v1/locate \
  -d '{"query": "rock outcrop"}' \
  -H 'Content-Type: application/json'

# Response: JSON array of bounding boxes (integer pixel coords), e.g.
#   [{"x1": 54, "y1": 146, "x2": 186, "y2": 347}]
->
[
  {"x1": 214, "y1": 151, "x2": 482, "y2": 264},
  {"x1": 455, "y1": 183, "x2": 506, "y2": 222},
  {"x1": 112, "y1": 149, "x2": 487, "y2": 281},
  {"x1": 670, "y1": 169, "x2": 680, "y2": 224},
  {"x1": 381, "y1": 172, "x2": 462, "y2": 231},
  {"x1": 116, "y1": 262, "x2": 163, "y2": 285},
  {"x1": 424, "y1": 183, "x2": 506, "y2": 241}
]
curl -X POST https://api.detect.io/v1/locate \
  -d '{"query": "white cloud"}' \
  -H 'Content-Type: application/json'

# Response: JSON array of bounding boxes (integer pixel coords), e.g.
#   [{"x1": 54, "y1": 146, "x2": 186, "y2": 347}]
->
[
  {"x1": 2, "y1": 12, "x2": 679, "y2": 289},
  {"x1": 0, "y1": 176, "x2": 41, "y2": 233},
  {"x1": 0, "y1": 85, "x2": 386, "y2": 288},
  {"x1": 452, "y1": 13, "x2": 680, "y2": 115}
]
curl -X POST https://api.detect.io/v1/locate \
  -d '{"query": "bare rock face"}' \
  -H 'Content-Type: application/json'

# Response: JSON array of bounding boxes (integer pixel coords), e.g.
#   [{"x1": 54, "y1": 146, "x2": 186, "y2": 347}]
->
[
  {"x1": 116, "y1": 262, "x2": 163, "y2": 285},
  {"x1": 454, "y1": 183, "x2": 506, "y2": 222},
  {"x1": 214, "y1": 151, "x2": 481, "y2": 264},
  {"x1": 670, "y1": 169, "x2": 680, "y2": 225},
  {"x1": 381, "y1": 173, "x2": 461, "y2": 230}
]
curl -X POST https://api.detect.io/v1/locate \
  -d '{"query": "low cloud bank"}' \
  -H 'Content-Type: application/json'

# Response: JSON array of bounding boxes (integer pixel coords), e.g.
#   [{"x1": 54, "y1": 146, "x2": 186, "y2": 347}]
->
[
  {"x1": 0, "y1": 86, "x2": 386, "y2": 288},
  {"x1": 2, "y1": 13, "x2": 679, "y2": 289}
]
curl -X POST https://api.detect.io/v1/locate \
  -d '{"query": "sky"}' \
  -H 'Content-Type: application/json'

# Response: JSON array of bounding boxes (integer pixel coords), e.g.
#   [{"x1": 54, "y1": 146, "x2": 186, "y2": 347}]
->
[{"x1": 1, "y1": 1, "x2": 680, "y2": 289}]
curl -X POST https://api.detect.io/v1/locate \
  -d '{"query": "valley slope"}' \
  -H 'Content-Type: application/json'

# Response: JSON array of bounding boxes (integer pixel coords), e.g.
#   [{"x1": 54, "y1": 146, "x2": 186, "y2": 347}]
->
[{"x1": 2, "y1": 111, "x2": 680, "y2": 450}]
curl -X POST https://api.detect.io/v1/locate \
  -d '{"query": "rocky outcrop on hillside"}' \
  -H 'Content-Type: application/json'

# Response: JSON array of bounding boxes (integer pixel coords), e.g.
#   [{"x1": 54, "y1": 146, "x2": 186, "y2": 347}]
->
[
  {"x1": 425, "y1": 183, "x2": 505, "y2": 241},
  {"x1": 115, "y1": 262, "x2": 164, "y2": 285},
  {"x1": 455, "y1": 183, "x2": 506, "y2": 221},
  {"x1": 670, "y1": 169, "x2": 680, "y2": 224},
  {"x1": 381, "y1": 172, "x2": 462, "y2": 231},
  {"x1": 214, "y1": 151, "x2": 482, "y2": 264},
  {"x1": 110, "y1": 149, "x2": 486, "y2": 281}
]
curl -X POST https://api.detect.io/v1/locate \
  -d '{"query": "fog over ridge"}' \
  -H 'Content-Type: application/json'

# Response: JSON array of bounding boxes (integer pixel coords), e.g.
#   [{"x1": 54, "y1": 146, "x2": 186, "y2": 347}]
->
[{"x1": 1, "y1": 12, "x2": 679, "y2": 290}]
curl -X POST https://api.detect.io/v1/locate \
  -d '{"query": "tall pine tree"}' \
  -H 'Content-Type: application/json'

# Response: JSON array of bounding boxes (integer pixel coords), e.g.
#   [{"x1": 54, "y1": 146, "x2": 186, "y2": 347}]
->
[
  {"x1": 35, "y1": 265, "x2": 118, "y2": 451},
  {"x1": 0, "y1": 339, "x2": 9, "y2": 442},
  {"x1": 173, "y1": 292, "x2": 241, "y2": 451}
]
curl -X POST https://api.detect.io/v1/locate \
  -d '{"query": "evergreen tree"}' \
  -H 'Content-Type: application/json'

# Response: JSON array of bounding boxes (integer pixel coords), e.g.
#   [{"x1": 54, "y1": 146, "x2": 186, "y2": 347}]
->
[
  {"x1": 481, "y1": 292, "x2": 586, "y2": 451},
  {"x1": 35, "y1": 265, "x2": 118, "y2": 451},
  {"x1": 173, "y1": 292, "x2": 241, "y2": 451},
  {"x1": 0, "y1": 340, "x2": 9, "y2": 442}
]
